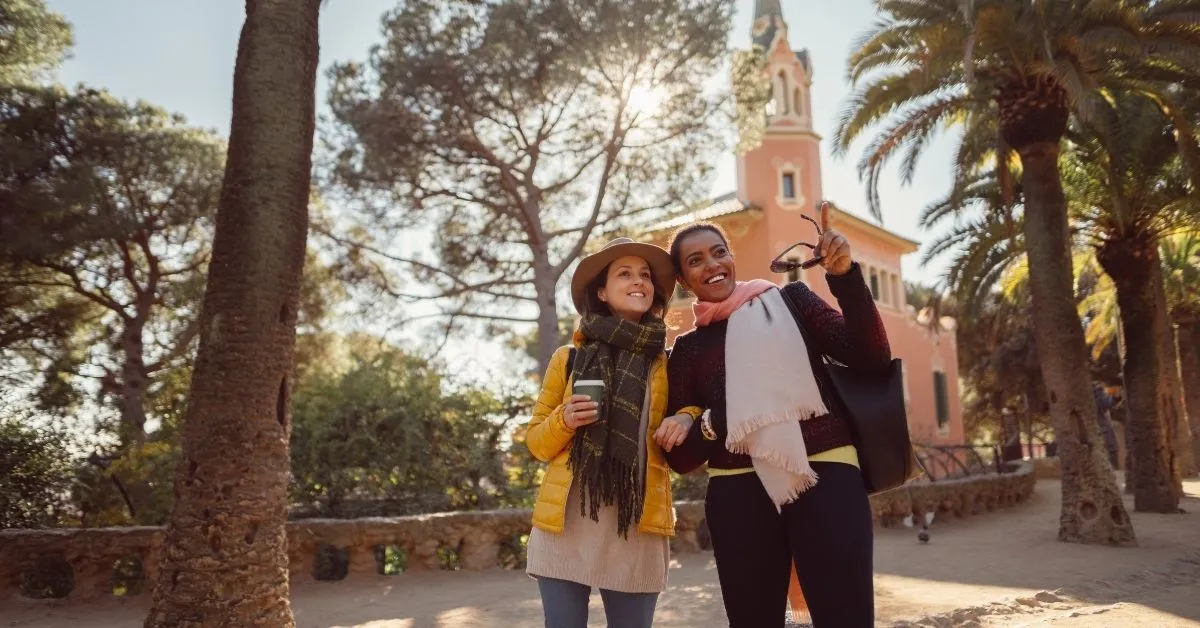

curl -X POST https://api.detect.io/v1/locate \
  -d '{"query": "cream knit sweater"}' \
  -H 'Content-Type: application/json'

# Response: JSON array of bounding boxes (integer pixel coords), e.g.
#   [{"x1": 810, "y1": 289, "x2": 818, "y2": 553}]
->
[{"x1": 525, "y1": 391, "x2": 669, "y2": 593}]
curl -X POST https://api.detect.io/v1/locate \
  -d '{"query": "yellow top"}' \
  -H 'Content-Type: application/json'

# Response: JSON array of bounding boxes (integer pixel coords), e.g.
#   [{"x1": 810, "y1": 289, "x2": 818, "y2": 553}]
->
[
  {"x1": 674, "y1": 405, "x2": 859, "y2": 476},
  {"x1": 707, "y1": 445, "x2": 858, "y2": 476}
]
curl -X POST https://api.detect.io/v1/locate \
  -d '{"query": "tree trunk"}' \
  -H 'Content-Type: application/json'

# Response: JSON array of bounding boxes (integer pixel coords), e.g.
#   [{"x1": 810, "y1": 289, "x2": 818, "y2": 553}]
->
[
  {"x1": 1116, "y1": 318, "x2": 1135, "y2": 490},
  {"x1": 1016, "y1": 140, "x2": 1135, "y2": 545},
  {"x1": 119, "y1": 317, "x2": 149, "y2": 450},
  {"x1": 533, "y1": 262, "x2": 560, "y2": 376},
  {"x1": 143, "y1": 1, "x2": 320, "y2": 626},
  {"x1": 1176, "y1": 320, "x2": 1200, "y2": 471},
  {"x1": 1152, "y1": 262, "x2": 1195, "y2": 480},
  {"x1": 1098, "y1": 238, "x2": 1179, "y2": 513}
]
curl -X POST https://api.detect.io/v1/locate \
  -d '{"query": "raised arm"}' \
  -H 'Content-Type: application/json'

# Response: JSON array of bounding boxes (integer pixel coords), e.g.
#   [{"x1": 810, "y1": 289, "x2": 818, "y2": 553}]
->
[
  {"x1": 784, "y1": 262, "x2": 891, "y2": 372},
  {"x1": 663, "y1": 335, "x2": 716, "y2": 474},
  {"x1": 524, "y1": 346, "x2": 576, "y2": 462}
]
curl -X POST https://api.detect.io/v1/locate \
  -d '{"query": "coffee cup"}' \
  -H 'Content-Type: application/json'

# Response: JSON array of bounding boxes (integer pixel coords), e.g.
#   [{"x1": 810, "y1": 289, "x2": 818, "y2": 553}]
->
[{"x1": 573, "y1": 379, "x2": 605, "y2": 404}]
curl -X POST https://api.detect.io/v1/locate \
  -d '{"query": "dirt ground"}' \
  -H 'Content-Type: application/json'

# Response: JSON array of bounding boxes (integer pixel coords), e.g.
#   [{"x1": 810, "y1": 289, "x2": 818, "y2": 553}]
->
[{"x1": 6, "y1": 477, "x2": 1199, "y2": 627}]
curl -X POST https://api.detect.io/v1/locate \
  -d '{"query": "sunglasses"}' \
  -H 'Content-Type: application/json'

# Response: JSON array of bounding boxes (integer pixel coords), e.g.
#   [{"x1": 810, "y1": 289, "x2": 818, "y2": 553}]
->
[{"x1": 769, "y1": 213, "x2": 824, "y2": 273}]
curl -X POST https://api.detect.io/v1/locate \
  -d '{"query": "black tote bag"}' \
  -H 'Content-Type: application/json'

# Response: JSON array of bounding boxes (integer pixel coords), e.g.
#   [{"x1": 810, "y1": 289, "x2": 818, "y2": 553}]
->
[{"x1": 778, "y1": 288, "x2": 918, "y2": 494}]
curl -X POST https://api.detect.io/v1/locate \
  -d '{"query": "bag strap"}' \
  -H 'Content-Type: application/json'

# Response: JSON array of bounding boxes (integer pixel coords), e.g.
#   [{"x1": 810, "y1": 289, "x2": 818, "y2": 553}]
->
[
  {"x1": 777, "y1": 287, "x2": 836, "y2": 407},
  {"x1": 777, "y1": 286, "x2": 820, "y2": 364},
  {"x1": 566, "y1": 347, "x2": 577, "y2": 380}
]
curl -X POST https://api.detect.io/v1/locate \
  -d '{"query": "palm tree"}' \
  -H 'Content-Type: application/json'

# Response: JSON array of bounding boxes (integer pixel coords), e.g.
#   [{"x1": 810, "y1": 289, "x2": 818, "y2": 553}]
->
[
  {"x1": 918, "y1": 170, "x2": 1025, "y2": 310},
  {"x1": 143, "y1": 1, "x2": 322, "y2": 626},
  {"x1": 920, "y1": 97, "x2": 1199, "y2": 508},
  {"x1": 837, "y1": 0, "x2": 1200, "y2": 543},
  {"x1": 1063, "y1": 95, "x2": 1199, "y2": 508},
  {"x1": 1160, "y1": 232, "x2": 1200, "y2": 468}
]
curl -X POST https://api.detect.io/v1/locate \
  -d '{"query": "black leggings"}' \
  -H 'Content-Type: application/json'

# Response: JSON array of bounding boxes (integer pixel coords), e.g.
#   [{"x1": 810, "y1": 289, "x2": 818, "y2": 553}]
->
[{"x1": 705, "y1": 462, "x2": 874, "y2": 628}]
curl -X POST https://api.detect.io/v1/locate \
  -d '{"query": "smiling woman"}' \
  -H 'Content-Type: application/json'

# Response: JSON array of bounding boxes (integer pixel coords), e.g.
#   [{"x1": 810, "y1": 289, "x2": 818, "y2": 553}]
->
[{"x1": 524, "y1": 237, "x2": 685, "y2": 628}]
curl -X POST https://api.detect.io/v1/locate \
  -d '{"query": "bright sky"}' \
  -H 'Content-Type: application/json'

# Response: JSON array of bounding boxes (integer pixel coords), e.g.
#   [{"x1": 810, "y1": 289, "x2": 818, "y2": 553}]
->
[{"x1": 45, "y1": 0, "x2": 959, "y2": 382}]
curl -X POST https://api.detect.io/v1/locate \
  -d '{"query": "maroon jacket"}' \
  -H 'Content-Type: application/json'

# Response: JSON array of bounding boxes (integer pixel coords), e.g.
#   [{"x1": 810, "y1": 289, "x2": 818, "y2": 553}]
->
[{"x1": 664, "y1": 262, "x2": 892, "y2": 473}]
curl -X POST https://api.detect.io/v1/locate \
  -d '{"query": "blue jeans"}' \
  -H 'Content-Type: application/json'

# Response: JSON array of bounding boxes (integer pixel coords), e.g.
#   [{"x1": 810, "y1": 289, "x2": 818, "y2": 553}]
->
[{"x1": 537, "y1": 576, "x2": 659, "y2": 628}]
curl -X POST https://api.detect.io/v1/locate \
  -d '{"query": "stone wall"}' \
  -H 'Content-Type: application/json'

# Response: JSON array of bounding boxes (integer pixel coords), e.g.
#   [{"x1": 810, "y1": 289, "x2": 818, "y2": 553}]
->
[
  {"x1": 870, "y1": 460, "x2": 1036, "y2": 526},
  {"x1": 0, "y1": 462, "x2": 1035, "y2": 602}
]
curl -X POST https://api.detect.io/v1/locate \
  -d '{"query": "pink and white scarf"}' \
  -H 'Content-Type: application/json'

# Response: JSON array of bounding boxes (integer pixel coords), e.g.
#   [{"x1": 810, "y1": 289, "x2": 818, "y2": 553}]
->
[{"x1": 694, "y1": 280, "x2": 827, "y2": 509}]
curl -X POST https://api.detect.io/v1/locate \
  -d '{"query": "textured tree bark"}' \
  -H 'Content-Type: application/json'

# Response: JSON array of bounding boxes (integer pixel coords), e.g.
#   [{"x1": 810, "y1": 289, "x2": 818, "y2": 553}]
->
[
  {"x1": 533, "y1": 260, "x2": 560, "y2": 376},
  {"x1": 143, "y1": 1, "x2": 320, "y2": 626},
  {"x1": 119, "y1": 316, "x2": 149, "y2": 450},
  {"x1": 1100, "y1": 239, "x2": 1179, "y2": 513},
  {"x1": 1175, "y1": 320, "x2": 1200, "y2": 473},
  {"x1": 1017, "y1": 141, "x2": 1134, "y2": 545},
  {"x1": 1153, "y1": 263, "x2": 1196, "y2": 479}
]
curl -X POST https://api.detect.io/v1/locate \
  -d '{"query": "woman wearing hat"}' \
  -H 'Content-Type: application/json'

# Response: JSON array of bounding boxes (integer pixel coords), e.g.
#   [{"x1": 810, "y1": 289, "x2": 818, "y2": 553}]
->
[{"x1": 524, "y1": 237, "x2": 694, "y2": 628}]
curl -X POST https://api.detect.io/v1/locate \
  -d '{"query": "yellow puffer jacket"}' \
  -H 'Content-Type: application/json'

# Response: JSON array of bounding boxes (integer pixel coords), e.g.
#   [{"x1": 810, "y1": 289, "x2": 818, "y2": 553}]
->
[{"x1": 525, "y1": 338, "x2": 675, "y2": 536}]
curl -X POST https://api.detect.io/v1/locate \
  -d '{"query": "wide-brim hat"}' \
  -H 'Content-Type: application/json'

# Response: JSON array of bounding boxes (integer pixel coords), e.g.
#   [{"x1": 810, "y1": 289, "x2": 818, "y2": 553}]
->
[{"x1": 571, "y1": 237, "x2": 676, "y2": 314}]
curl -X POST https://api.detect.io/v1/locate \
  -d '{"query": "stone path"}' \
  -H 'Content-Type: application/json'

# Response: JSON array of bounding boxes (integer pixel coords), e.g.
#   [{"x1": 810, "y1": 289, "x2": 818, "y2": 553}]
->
[{"x1": 6, "y1": 478, "x2": 1199, "y2": 627}]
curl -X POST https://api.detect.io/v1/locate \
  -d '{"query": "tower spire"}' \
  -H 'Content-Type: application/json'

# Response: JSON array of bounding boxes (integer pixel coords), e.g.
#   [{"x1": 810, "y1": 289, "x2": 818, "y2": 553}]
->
[
  {"x1": 754, "y1": 0, "x2": 783, "y2": 17},
  {"x1": 751, "y1": 0, "x2": 787, "y2": 50}
]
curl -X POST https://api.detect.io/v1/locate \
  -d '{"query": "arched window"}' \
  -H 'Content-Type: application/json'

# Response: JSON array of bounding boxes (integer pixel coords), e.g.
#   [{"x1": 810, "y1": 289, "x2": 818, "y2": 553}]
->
[
  {"x1": 793, "y1": 87, "x2": 803, "y2": 116},
  {"x1": 775, "y1": 70, "x2": 790, "y2": 115}
]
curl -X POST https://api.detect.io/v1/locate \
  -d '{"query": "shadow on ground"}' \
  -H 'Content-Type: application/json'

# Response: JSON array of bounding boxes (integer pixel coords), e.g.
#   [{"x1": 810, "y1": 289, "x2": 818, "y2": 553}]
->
[{"x1": 875, "y1": 478, "x2": 1200, "y2": 626}]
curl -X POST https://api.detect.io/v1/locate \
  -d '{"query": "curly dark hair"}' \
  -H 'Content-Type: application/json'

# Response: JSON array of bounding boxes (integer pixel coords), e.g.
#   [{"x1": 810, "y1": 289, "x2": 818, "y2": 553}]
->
[{"x1": 666, "y1": 221, "x2": 731, "y2": 275}]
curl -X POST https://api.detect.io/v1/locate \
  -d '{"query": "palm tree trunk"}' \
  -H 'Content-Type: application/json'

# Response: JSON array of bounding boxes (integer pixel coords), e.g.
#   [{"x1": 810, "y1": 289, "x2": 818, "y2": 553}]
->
[
  {"x1": 144, "y1": 1, "x2": 320, "y2": 626},
  {"x1": 1176, "y1": 319, "x2": 1200, "y2": 471},
  {"x1": 1098, "y1": 237, "x2": 1179, "y2": 513},
  {"x1": 1153, "y1": 262, "x2": 1195, "y2": 479},
  {"x1": 1016, "y1": 140, "x2": 1134, "y2": 545}
]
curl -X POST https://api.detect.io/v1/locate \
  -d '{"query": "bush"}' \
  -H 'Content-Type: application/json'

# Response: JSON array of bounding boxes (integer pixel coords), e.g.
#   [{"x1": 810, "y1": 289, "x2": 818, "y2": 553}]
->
[
  {"x1": 0, "y1": 418, "x2": 74, "y2": 528},
  {"x1": 289, "y1": 347, "x2": 530, "y2": 517}
]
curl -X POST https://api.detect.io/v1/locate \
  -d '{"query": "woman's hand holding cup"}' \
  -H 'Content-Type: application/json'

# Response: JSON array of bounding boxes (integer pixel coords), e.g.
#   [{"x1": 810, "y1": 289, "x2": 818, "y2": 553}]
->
[{"x1": 563, "y1": 395, "x2": 599, "y2": 429}]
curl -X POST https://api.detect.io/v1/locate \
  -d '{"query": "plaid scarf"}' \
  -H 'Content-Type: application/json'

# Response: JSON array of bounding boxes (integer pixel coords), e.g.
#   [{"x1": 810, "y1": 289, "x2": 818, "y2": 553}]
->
[{"x1": 569, "y1": 313, "x2": 667, "y2": 537}]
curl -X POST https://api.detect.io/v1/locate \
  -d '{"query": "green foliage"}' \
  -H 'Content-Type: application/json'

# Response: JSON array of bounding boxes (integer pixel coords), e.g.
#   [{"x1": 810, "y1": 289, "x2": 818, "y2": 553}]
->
[
  {"x1": 836, "y1": 0, "x2": 1200, "y2": 219},
  {"x1": 954, "y1": 292, "x2": 1051, "y2": 443},
  {"x1": 1063, "y1": 94, "x2": 1200, "y2": 245},
  {"x1": 1161, "y1": 231, "x2": 1200, "y2": 324},
  {"x1": 670, "y1": 470, "x2": 708, "y2": 502},
  {"x1": 0, "y1": 0, "x2": 73, "y2": 85},
  {"x1": 70, "y1": 440, "x2": 180, "y2": 527},
  {"x1": 0, "y1": 83, "x2": 225, "y2": 446},
  {"x1": 0, "y1": 413, "x2": 74, "y2": 528},
  {"x1": 325, "y1": 0, "x2": 737, "y2": 368},
  {"x1": 375, "y1": 544, "x2": 407, "y2": 575},
  {"x1": 289, "y1": 342, "x2": 533, "y2": 516},
  {"x1": 731, "y1": 47, "x2": 770, "y2": 155}
]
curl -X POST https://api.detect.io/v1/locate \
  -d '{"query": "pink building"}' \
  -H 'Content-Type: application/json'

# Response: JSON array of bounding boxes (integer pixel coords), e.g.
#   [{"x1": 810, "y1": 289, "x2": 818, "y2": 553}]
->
[{"x1": 642, "y1": 1, "x2": 963, "y2": 445}]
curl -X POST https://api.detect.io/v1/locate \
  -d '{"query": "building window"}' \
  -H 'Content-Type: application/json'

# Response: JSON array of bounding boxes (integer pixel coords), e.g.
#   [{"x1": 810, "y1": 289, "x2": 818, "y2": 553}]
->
[
  {"x1": 781, "y1": 172, "x2": 796, "y2": 200},
  {"x1": 933, "y1": 370, "x2": 950, "y2": 428},
  {"x1": 793, "y1": 87, "x2": 802, "y2": 116},
  {"x1": 869, "y1": 267, "x2": 880, "y2": 300},
  {"x1": 776, "y1": 70, "x2": 790, "y2": 115}
]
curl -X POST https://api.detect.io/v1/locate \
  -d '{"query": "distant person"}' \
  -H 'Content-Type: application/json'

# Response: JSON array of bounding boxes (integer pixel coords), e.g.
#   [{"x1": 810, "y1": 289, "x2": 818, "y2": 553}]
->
[
  {"x1": 657, "y1": 202, "x2": 891, "y2": 627},
  {"x1": 523, "y1": 238, "x2": 692, "y2": 628}
]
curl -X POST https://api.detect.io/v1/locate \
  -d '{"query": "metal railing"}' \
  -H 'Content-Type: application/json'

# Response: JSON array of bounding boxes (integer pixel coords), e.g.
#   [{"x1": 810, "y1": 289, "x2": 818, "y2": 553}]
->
[{"x1": 912, "y1": 443, "x2": 1008, "y2": 481}]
